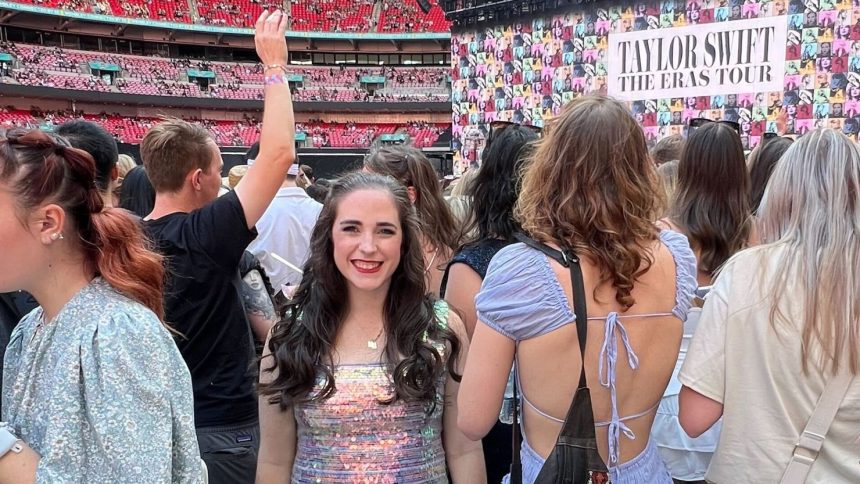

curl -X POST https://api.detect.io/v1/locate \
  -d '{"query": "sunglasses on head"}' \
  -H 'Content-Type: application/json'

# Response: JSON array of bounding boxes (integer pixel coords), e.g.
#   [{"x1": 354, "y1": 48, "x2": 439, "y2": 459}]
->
[
  {"x1": 488, "y1": 120, "x2": 543, "y2": 140},
  {"x1": 688, "y1": 117, "x2": 741, "y2": 135}
]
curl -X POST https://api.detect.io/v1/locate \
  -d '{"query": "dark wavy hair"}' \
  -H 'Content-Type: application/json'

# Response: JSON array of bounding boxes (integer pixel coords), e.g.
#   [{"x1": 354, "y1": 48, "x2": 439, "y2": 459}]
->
[
  {"x1": 461, "y1": 125, "x2": 538, "y2": 244},
  {"x1": 671, "y1": 122, "x2": 751, "y2": 275},
  {"x1": 119, "y1": 165, "x2": 156, "y2": 218},
  {"x1": 748, "y1": 137, "x2": 793, "y2": 215},
  {"x1": 259, "y1": 172, "x2": 461, "y2": 411}
]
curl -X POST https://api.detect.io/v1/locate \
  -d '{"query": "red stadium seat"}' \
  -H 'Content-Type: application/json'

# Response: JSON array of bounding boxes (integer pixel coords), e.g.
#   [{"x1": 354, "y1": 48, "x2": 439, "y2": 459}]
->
[{"x1": 0, "y1": 108, "x2": 445, "y2": 147}]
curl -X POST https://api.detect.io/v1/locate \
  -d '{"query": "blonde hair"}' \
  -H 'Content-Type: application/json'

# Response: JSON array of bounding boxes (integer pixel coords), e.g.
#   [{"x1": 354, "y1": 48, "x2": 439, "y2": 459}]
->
[
  {"x1": 516, "y1": 95, "x2": 662, "y2": 310},
  {"x1": 656, "y1": 159, "x2": 679, "y2": 216},
  {"x1": 758, "y1": 128, "x2": 860, "y2": 375},
  {"x1": 451, "y1": 167, "x2": 478, "y2": 198},
  {"x1": 116, "y1": 154, "x2": 137, "y2": 180},
  {"x1": 228, "y1": 165, "x2": 249, "y2": 189}
]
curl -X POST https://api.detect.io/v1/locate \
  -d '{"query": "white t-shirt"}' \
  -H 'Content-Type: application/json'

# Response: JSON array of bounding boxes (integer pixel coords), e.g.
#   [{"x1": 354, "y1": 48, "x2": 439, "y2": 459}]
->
[
  {"x1": 679, "y1": 244, "x2": 860, "y2": 484},
  {"x1": 249, "y1": 186, "x2": 322, "y2": 290}
]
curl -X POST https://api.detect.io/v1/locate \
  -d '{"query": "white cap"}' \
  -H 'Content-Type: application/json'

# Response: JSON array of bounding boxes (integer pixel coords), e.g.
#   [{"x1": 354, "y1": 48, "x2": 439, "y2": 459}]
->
[{"x1": 287, "y1": 164, "x2": 300, "y2": 176}]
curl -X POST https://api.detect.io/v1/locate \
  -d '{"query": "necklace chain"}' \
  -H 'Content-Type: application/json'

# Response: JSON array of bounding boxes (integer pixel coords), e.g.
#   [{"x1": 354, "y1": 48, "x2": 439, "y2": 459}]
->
[
  {"x1": 30, "y1": 313, "x2": 47, "y2": 344},
  {"x1": 367, "y1": 327, "x2": 384, "y2": 350}
]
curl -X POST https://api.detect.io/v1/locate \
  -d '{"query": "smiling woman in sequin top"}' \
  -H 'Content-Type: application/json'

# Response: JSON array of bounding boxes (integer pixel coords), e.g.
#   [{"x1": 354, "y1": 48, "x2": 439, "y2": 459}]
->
[{"x1": 257, "y1": 172, "x2": 485, "y2": 484}]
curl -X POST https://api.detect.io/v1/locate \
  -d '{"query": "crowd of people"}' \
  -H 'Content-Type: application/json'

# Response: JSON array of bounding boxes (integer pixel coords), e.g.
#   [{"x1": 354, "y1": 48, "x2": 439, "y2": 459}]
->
[
  {"x1": 289, "y1": 0, "x2": 376, "y2": 32},
  {"x1": 1, "y1": 8, "x2": 859, "y2": 484},
  {"x1": 109, "y1": 0, "x2": 191, "y2": 22},
  {"x1": 377, "y1": 0, "x2": 448, "y2": 33},
  {"x1": 196, "y1": 0, "x2": 282, "y2": 27}
]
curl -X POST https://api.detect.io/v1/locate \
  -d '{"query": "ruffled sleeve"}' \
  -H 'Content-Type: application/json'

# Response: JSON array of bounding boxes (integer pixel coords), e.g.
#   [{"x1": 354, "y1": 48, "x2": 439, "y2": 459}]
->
[
  {"x1": 659, "y1": 229, "x2": 699, "y2": 320},
  {"x1": 53, "y1": 307, "x2": 203, "y2": 483},
  {"x1": 475, "y1": 243, "x2": 574, "y2": 341}
]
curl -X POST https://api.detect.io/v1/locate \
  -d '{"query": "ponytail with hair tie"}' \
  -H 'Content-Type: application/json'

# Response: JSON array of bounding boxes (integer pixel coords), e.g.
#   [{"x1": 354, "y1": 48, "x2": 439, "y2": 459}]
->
[
  {"x1": 0, "y1": 127, "x2": 166, "y2": 324},
  {"x1": 6, "y1": 129, "x2": 59, "y2": 150},
  {"x1": 85, "y1": 187, "x2": 105, "y2": 214}
]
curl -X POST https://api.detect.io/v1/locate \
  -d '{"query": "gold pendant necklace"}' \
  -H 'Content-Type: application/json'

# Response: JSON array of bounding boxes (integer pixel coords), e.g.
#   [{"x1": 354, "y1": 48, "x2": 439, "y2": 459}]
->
[{"x1": 367, "y1": 327, "x2": 384, "y2": 350}]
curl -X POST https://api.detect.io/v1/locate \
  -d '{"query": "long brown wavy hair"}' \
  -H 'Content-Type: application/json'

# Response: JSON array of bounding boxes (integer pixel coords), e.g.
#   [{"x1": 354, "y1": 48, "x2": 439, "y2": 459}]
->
[
  {"x1": 259, "y1": 172, "x2": 461, "y2": 411},
  {"x1": 670, "y1": 122, "x2": 751, "y2": 276},
  {"x1": 515, "y1": 95, "x2": 662, "y2": 310}
]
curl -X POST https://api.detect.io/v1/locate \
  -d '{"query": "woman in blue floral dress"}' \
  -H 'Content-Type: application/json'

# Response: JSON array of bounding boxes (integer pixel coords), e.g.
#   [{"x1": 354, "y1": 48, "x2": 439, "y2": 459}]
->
[{"x1": 0, "y1": 128, "x2": 204, "y2": 483}]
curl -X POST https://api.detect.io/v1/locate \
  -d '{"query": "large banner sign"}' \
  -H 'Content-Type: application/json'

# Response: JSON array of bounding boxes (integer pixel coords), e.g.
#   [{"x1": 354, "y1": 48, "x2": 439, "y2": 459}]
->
[
  {"x1": 608, "y1": 16, "x2": 788, "y2": 100},
  {"x1": 453, "y1": 2, "x2": 860, "y2": 171}
]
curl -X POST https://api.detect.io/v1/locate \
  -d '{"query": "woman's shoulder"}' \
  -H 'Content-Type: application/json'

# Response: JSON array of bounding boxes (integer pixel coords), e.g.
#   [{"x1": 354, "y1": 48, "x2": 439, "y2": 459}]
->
[
  {"x1": 450, "y1": 238, "x2": 512, "y2": 277},
  {"x1": 715, "y1": 244, "x2": 786, "y2": 287},
  {"x1": 90, "y1": 279, "x2": 162, "y2": 325},
  {"x1": 483, "y1": 242, "x2": 560, "y2": 291},
  {"x1": 490, "y1": 241, "x2": 546, "y2": 269},
  {"x1": 477, "y1": 243, "x2": 574, "y2": 340},
  {"x1": 62, "y1": 279, "x2": 172, "y2": 348},
  {"x1": 656, "y1": 228, "x2": 699, "y2": 317}
]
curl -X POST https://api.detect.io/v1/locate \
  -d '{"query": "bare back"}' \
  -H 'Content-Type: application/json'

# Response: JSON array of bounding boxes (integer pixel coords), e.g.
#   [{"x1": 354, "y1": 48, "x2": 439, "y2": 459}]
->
[{"x1": 513, "y1": 232, "x2": 694, "y2": 466}]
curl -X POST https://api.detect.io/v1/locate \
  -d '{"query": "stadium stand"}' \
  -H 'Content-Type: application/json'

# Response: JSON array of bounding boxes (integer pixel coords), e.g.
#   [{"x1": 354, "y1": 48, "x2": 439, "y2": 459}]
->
[
  {"x1": 0, "y1": 43, "x2": 450, "y2": 102},
  {"x1": 377, "y1": 0, "x2": 449, "y2": 33},
  {"x1": 290, "y1": 0, "x2": 375, "y2": 32},
  {"x1": 7, "y1": 0, "x2": 451, "y2": 31},
  {"x1": 0, "y1": 1, "x2": 451, "y2": 152},
  {"x1": 105, "y1": 0, "x2": 193, "y2": 22},
  {"x1": 0, "y1": 108, "x2": 447, "y2": 147}
]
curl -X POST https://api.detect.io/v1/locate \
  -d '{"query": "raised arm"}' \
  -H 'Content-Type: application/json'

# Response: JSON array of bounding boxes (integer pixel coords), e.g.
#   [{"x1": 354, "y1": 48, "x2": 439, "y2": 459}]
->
[{"x1": 234, "y1": 10, "x2": 296, "y2": 229}]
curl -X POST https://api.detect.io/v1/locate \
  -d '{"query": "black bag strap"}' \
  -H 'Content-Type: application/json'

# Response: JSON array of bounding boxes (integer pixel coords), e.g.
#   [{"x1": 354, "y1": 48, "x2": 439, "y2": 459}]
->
[
  {"x1": 511, "y1": 370, "x2": 522, "y2": 484},
  {"x1": 514, "y1": 233, "x2": 588, "y2": 388},
  {"x1": 509, "y1": 233, "x2": 590, "y2": 483}
]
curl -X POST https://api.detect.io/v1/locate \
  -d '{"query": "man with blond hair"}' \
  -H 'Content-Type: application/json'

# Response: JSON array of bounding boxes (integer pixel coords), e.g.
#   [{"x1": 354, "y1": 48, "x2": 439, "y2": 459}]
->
[{"x1": 141, "y1": 11, "x2": 294, "y2": 483}]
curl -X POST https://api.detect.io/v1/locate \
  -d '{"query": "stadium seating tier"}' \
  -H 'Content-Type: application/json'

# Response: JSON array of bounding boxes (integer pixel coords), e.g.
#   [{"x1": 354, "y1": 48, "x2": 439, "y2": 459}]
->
[
  {"x1": 0, "y1": 108, "x2": 447, "y2": 147},
  {"x1": 1, "y1": 43, "x2": 450, "y2": 102},
  {"x1": 8, "y1": 0, "x2": 451, "y2": 31}
]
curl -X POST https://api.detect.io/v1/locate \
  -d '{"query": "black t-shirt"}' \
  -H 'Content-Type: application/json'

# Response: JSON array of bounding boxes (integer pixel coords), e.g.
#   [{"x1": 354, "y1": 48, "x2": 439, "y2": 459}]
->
[{"x1": 145, "y1": 191, "x2": 258, "y2": 427}]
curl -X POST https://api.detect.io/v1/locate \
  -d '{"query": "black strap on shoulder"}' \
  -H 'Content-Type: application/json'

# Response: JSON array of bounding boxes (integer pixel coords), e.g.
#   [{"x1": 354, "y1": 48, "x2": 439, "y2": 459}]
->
[
  {"x1": 514, "y1": 232, "x2": 588, "y2": 389},
  {"x1": 509, "y1": 233, "x2": 591, "y2": 483}
]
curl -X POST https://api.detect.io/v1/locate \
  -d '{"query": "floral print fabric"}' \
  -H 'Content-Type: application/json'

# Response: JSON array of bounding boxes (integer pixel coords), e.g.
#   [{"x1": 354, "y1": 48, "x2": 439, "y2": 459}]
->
[{"x1": 2, "y1": 278, "x2": 205, "y2": 483}]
